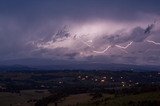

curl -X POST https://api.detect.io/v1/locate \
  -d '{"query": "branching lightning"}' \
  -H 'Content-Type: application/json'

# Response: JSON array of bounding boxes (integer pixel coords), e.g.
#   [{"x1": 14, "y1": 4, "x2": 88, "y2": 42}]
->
[
  {"x1": 146, "y1": 40, "x2": 160, "y2": 45},
  {"x1": 78, "y1": 36, "x2": 93, "y2": 47},
  {"x1": 80, "y1": 39, "x2": 92, "y2": 47},
  {"x1": 93, "y1": 45, "x2": 111, "y2": 53},
  {"x1": 79, "y1": 37, "x2": 133, "y2": 54},
  {"x1": 117, "y1": 47, "x2": 128, "y2": 53},
  {"x1": 114, "y1": 41, "x2": 133, "y2": 53},
  {"x1": 35, "y1": 21, "x2": 156, "y2": 55},
  {"x1": 115, "y1": 41, "x2": 133, "y2": 49}
]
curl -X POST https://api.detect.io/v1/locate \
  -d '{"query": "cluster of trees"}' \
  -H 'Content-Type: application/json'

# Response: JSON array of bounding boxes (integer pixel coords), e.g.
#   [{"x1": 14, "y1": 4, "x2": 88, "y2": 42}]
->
[
  {"x1": 104, "y1": 84, "x2": 160, "y2": 96},
  {"x1": 128, "y1": 100, "x2": 160, "y2": 106},
  {"x1": 35, "y1": 92, "x2": 67, "y2": 106}
]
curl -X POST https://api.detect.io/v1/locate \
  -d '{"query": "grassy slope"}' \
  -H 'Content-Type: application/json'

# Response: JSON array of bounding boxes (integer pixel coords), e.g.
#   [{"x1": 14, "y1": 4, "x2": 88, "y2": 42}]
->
[
  {"x1": 105, "y1": 92, "x2": 160, "y2": 106},
  {"x1": 49, "y1": 92, "x2": 160, "y2": 106},
  {"x1": 0, "y1": 91, "x2": 159, "y2": 106},
  {"x1": 0, "y1": 90, "x2": 50, "y2": 106}
]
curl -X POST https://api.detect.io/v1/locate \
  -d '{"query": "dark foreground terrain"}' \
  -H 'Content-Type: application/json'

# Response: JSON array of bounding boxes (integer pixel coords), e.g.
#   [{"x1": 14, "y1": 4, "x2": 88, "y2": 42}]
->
[{"x1": 0, "y1": 70, "x2": 160, "y2": 106}]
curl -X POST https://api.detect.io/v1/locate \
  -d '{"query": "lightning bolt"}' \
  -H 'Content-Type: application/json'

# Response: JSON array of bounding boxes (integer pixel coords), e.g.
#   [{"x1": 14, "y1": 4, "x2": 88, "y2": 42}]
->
[
  {"x1": 117, "y1": 47, "x2": 128, "y2": 53},
  {"x1": 78, "y1": 36, "x2": 93, "y2": 47},
  {"x1": 87, "y1": 40, "x2": 93, "y2": 43},
  {"x1": 93, "y1": 45, "x2": 111, "y2": 53},
  {"x1": 80, "y1": 39, "x2": 92, "y2": 47},
  {"x1": 78, "y1": 36, "x2": 112, "y2": 54},
  {"x1": 115, "y1": 41, "x2": 133, "y2": 49},
  {"x1": 114, "y1": 41, "x2": 133, "y2": 53},
  {"x1": 78, "y1": 35, "x2": 134, "y2": 54},
  {"x1": 146, "y1": 40, "x2": 160, "y2": 45}
]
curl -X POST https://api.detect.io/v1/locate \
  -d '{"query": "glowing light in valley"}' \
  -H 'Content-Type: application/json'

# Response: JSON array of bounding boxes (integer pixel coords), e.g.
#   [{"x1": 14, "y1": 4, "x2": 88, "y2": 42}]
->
[
  {"x1": 101, "y1": 79, "x2": 105, "y2": 82},
  {"x1": 103, "y1": 77, "x2": 107, "y2": 79},
  {"x1": 146, "y1": 40, "x2": 160, "y2": 45},
  {"x1": 95, "y1": 79, "x2": 98, "y2": 81},
  {"x1": 135, "y1": 82, "x2": 139, "y2": 85},
  {"x1": 93, "y1": 45, "x2": 111, "y2": 53},
  {"x1": 115, "y1": 41, "x2": 133, "y2": 49}
]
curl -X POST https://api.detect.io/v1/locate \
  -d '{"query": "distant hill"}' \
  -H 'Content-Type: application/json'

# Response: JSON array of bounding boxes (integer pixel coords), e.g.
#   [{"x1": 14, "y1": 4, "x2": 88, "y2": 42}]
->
[{"x1": 0, "y1": 58, "x2": 160, "y2": 71}]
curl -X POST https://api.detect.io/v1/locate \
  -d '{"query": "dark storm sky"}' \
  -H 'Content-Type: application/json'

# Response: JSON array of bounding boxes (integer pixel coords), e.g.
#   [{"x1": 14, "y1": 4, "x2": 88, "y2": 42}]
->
[{"x1": 0, "y1": 0, "x2": 160, "y2": 67}]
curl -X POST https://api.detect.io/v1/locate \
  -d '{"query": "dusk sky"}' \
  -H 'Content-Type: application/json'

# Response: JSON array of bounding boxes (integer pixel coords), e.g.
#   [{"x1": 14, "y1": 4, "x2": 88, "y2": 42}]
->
[{"x1": 0, "y1": 0, "x2": 160, "y2": 68}]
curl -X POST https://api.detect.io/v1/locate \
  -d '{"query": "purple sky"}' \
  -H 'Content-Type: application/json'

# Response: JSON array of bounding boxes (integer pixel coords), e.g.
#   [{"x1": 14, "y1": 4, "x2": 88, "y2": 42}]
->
[{"x1": 0, "y1": 0, "x2": 160, "y2": 67}]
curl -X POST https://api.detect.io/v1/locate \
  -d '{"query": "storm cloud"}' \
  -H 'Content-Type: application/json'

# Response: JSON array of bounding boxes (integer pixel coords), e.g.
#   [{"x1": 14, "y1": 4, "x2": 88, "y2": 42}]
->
[{"x1": 0, "y1": 0, "x2": 160, "y2": 67}]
